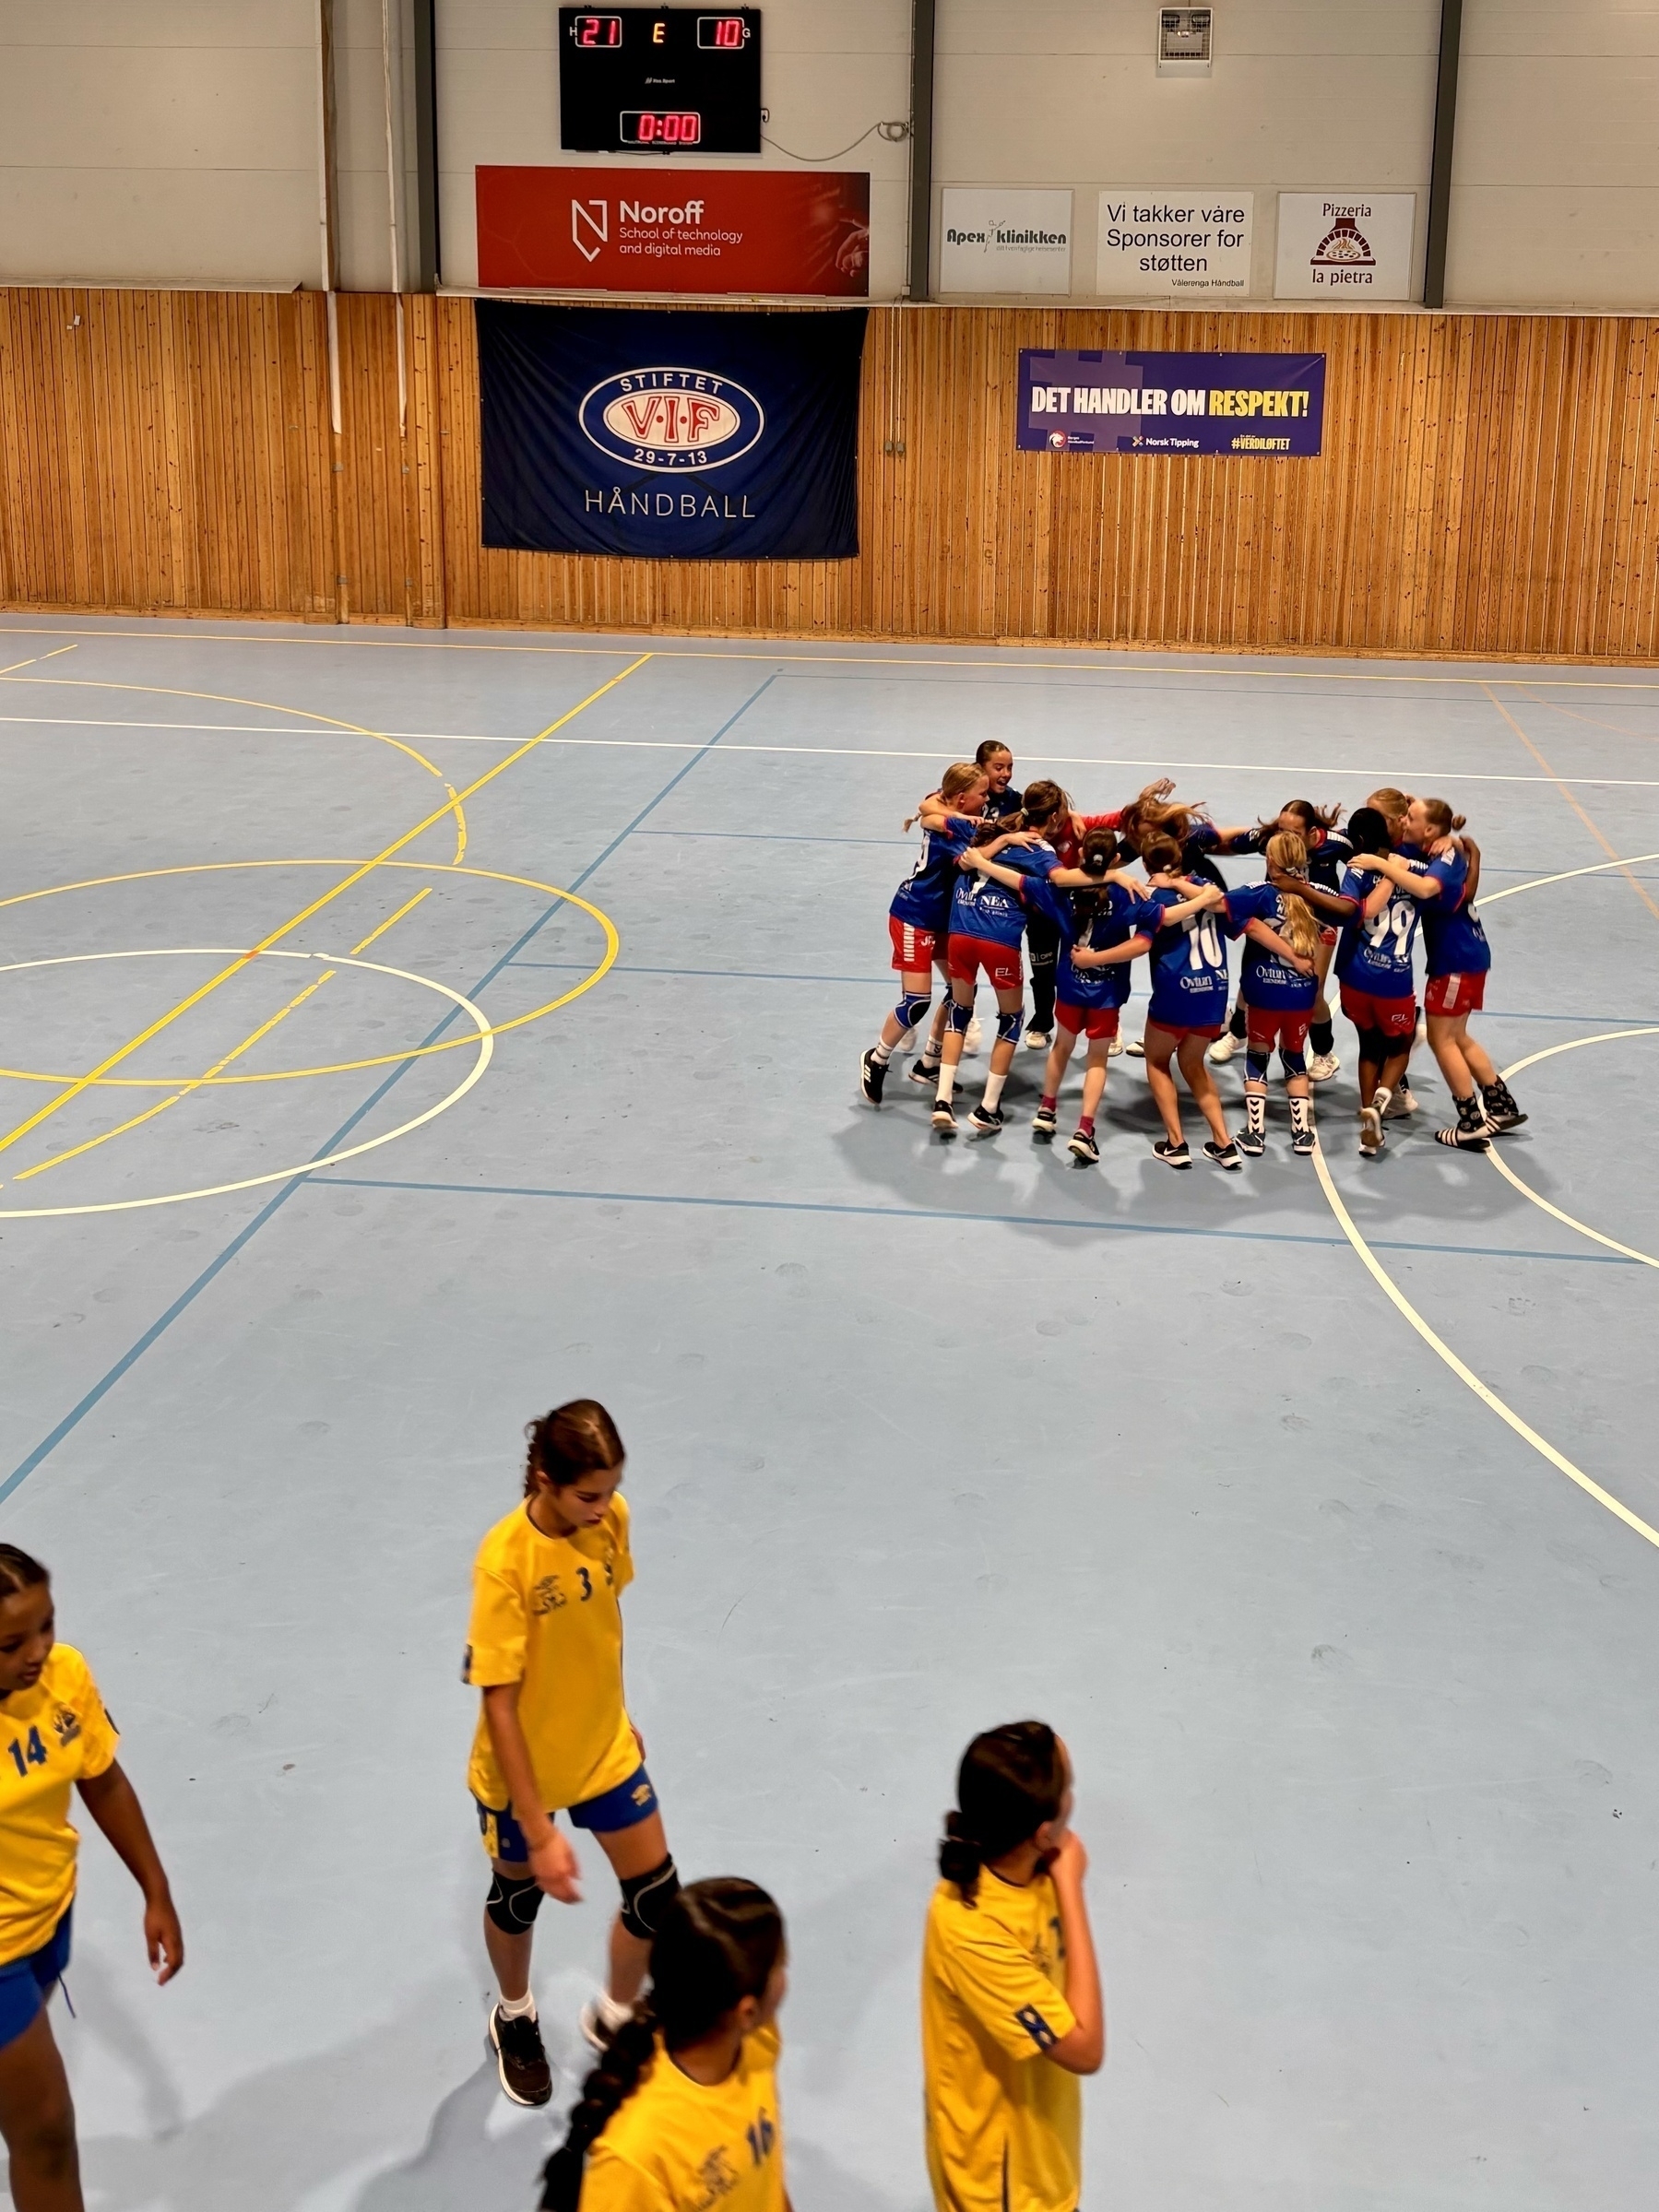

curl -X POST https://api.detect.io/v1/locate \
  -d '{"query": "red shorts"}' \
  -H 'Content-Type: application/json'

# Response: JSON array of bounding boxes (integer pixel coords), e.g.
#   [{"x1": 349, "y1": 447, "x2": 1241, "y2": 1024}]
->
[
  {"x1": 1246, "y1": 1005, "x2": 1312, "y2": 1057},
  {"x1": 1340, "y1": 986, "x2": 1417, "y2": 1040},
  {"x1": 1319, "y1": 924, "x2": 1339, "y2": 948},
  {"x1": 889, "y1": 916, "x2": 942, "y2": 973},
  {"x1": 948, "y1": 934, "x2": 1023, "y2": 991},
  {"x1": 1055, "y1": 1001, "x2": 1120, "y2": 1042},
  {"x1": 1426, "y1": 970, "x2": 1487, "y2": 1017}
]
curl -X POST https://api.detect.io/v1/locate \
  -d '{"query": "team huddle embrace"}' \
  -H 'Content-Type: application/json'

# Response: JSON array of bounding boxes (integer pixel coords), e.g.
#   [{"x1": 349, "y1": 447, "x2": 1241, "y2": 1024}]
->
[{"x1": 860, "y1": 743, "x2": 1528, "y2": 1166}]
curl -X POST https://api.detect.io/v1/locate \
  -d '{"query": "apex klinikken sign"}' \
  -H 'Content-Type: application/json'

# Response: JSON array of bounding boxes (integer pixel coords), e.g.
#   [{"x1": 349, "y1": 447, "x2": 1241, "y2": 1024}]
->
[{"x1": 1018, "y1": 349, "x2": 1326, "y2": 455}]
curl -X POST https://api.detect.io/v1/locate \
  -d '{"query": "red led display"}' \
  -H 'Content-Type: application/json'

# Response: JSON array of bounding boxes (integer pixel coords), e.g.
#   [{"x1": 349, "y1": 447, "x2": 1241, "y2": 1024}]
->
[
  {"x1": 621, "y1": 109, "x2": 704, "y2": 145},
  {"x1": 570, "y1": 13, "x2": 622, "y2": 45}
]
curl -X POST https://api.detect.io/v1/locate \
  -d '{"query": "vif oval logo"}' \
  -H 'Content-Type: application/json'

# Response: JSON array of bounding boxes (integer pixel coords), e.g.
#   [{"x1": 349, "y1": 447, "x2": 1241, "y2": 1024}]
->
[{"x1": 578, "y1": 367, "x2": 765, "y2": 472}]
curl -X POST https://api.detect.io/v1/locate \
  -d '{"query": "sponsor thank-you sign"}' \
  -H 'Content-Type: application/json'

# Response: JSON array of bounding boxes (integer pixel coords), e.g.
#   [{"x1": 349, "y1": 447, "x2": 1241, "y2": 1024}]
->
[
  {"x1": 940, "y1": 190, "x2": 1072, "y2": 295},
  {"x1": 1096, "y1": 191, "x2": 1252, "y2": 298},
  {"x1": 1018, "y1": 349, "x2": 1325, "y2": 456},
  {"x1": 476, "y1": 302, "x2": 867, "y2": 558},
  {"x1": 476, "y1": 167, "x2": 870, "y2": 295}
]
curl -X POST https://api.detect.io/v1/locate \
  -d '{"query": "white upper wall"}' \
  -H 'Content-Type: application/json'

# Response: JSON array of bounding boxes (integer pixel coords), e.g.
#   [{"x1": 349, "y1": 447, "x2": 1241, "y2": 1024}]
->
[
  {"x1": 433, "y1": 0, "x2": 914, "y2": 294},
  {"x1": 0, "y1": 1, "x2": 1654, "y2": 309}
]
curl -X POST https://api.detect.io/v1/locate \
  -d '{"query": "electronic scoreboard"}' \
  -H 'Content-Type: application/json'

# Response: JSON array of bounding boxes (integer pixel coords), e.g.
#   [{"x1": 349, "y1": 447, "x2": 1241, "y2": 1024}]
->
[{"x1": 559, "y1": 9, "x2": 762, "y2": 153}]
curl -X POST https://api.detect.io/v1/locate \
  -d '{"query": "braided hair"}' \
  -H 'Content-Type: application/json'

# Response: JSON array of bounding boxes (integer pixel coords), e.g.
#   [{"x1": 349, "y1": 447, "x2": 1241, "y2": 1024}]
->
[
  {"x1": 524, "y1": 1401, "x2": 623, "y2": 1499},
  {"x1": 539, "y1": 1878, "x2": 784, "y2": 2210},
  {"x1": 0, "y1": 1546, "x2": 48, "y2": 1599},
  {"x1": 938, "y1": 1721, "x2": 1066, "y2": 1906}
]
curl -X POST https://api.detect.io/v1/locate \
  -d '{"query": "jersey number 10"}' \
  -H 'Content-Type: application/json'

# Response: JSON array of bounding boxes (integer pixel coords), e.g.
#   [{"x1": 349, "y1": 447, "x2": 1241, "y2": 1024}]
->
[{"x1": 1184, "y1": 915, "x2": 1223, "y2": 968}]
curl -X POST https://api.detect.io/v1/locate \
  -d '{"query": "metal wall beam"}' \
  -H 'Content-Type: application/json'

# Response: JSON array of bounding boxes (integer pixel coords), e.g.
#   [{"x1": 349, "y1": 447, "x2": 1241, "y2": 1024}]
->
[
  {"x1": 1424, "y1": 0, "x2": 1463, "y2": 308},
  {"x1": 412, "y1": 0, "x2": 442, "y2": 290},
  {"x1": 907, "y1": 0, "x2": 936, "y2": 301}
]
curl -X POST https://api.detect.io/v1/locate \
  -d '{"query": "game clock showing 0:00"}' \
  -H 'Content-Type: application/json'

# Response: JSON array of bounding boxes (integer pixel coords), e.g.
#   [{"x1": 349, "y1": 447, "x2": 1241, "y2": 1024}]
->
[{"x1": 560, "y1": 9, "x2": 762, "y2": 155}]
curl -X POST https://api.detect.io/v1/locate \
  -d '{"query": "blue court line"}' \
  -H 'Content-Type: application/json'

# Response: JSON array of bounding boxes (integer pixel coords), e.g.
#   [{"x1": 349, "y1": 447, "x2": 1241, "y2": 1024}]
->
[
  {"x1": 306, "y1": 1175, "x2": 1638, "y2": 1267},
  {"x1": 0, "y1": 669, "x2": 783, "y2": 1508}
]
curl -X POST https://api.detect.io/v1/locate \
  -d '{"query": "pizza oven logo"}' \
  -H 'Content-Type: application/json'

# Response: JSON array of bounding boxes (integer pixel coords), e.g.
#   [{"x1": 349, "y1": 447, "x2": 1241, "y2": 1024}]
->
[{"x1": 578, "y1": 367, "x2": 765, "y2": 473}]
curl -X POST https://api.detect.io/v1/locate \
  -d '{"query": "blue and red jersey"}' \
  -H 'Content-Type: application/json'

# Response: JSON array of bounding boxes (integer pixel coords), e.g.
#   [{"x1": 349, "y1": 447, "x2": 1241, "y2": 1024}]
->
[
  {"x1": 1225, "y1": 883, "x2": 1319, "y2": 1011},
  {"x1": 948, "y1": 843, "x2": 1061, "y2": 949},
  {"x1": 1045, "y1": 880, "x2": 1164, "y2": 1012},
  {"x1": 1419, "y1": 846, "x2": 1491, "y2": 977},
  {"x1": 890, "y1": 814, "x2": 978, "y2": 933},
  {"x1": 1335, "y1": 865, "x2": 1421, "y2": 998},
  {"x1": 1146, "y1": 884, "x2": 1231, "y2": 1029}
]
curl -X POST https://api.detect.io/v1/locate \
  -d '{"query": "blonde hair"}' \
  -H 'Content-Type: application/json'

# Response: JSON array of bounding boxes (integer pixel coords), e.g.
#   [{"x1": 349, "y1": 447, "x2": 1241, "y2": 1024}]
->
[
  {"x1": 1416, "y1": 797, "x2": 1468, "y2": 835},
  {"x1": 1366, "y1": 787, "x2": 1410, "y2": 829},
  {"x1": 907, "y1": 761, "x2": 984, "y2": 832},
  {"x1": 1264, "y1": 833, "x2": 1322, "y2": 964}
]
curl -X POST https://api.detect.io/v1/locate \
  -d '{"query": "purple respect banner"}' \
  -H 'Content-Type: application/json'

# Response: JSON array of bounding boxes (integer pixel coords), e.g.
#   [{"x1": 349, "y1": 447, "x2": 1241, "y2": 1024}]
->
[{"x1": 1017, "y1": 349, "x2": 1325, "y2": 455}]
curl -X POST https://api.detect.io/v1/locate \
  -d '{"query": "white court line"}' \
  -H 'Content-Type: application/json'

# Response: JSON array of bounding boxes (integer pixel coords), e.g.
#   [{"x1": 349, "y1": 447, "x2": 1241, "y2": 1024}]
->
[
  {"x1": 1481, "y1": 853, "x2": 1659, "y2": 904},
  {"x1": 7, "y1": 715, "x2": 1659, "y2": 790},
  {"x1": 1481, "y1": 1029, "x2": 1659, "y2": 1271}
]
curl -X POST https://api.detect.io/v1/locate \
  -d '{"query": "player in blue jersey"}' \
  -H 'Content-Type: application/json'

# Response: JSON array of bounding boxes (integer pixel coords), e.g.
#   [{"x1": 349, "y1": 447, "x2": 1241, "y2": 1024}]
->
[
  {"x1": 1352, "y1": 798, "x2": 1525, "y2": 1147},
  {"x1": 1222, "y1": 834, "x2": 1325, "y2": 1157},
  {"x1": 976, "y1": 740, "x2": 1025, "y2": 822},
  {"x1": 862, "y1": 762, "x2": 1022, "y2": 1106},
  {"x1": 1335, "y1": 806, "x2": 1427, "y2": 1156},
  {"x1": 935, "y1": 824, "x2": 1122, "y2": 1141},
  {"x1": 1209, "y1": 802, "x2": 1354, "y2": 1079}
]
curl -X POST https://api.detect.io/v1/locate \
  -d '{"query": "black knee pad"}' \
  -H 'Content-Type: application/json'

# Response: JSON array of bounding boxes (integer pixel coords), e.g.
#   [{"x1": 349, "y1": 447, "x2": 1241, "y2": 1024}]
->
[
  {"x1": 486, "y1": 1871, "x2": 544, "y2": 1934},
  {"x1": 619, "y1": 1855, "x2": 680, "y2": 1942}
]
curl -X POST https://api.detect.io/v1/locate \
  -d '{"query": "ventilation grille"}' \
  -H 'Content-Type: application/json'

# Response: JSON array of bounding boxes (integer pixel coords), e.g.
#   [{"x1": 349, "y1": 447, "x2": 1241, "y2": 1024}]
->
[{"x1": 1158, "y1": 7, "x2": 1213, "y2": 75}]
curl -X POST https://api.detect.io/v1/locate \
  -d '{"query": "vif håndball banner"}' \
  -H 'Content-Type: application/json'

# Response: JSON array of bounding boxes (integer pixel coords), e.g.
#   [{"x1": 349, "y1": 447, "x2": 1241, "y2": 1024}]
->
[
  {"x1": 1018, "y1": 349, "x2": 1325, "y2": 456},
  {"x1": 477, "y1": 302, "x2": 868, "y2": 559}
]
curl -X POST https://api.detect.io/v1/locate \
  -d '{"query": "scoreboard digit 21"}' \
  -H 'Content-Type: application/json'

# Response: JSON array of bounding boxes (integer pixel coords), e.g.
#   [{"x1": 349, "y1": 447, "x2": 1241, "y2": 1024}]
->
[{"x1": 559, "y1": 9, "x2": 762, "y2": 153}]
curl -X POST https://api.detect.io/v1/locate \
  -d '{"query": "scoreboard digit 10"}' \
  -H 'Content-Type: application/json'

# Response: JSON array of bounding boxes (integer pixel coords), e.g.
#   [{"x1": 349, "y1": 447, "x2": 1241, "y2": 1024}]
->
[{"x1": 560, "y1": 9, "x2": 762, "y2": 154}]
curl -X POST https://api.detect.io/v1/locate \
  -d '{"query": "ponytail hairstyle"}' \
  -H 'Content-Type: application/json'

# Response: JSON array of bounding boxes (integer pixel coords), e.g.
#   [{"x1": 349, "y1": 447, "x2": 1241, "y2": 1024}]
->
[
  {"x1": 1018, "y1": 779, "x2": 1072, "y2": 830},
  {"x1": 0, "y1": 1546, "x2": 48, "y2": 1600},
  {"x1": 1416, "y1": 797, "x2": 1466, "y2": 836},
  {"x1": 1119, "y1": 780, "x2": 1200, "y2": 854},
  {"x1": 1078, "y1": 829, "x2": 1120, "y2": 877},
  {"x1": 1345, "y1": 805, "x2": 1392, "y2": 858},
  {"x1": 939, "y1": 1721, "x2": 1067, "y2": 1906},
  {"x1": 906, "y1": 762, "x2": 985, "y2": 833},
  {"x1": 1261, "y1": 798, "x2": 1344, "y2": 838},
  {"x1": 539, "y1": 1879, "x2": 784, "y2": 2212},
  {"x1": 525, "y1": 1400, "x2": 624, "y2": 1499},
  {"x1": 1262, "y1": 834, "x2": 1321, "y2": 964},
  {"x1": 974, "y1": 739, "x2": 1013, "y2": 771},
  {"x1": 1137, "y1": 832, "x2": 1184, "y2": 877}
]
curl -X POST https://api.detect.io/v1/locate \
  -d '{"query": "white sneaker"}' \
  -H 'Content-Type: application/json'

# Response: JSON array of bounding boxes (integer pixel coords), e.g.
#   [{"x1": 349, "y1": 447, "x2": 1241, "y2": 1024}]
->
[
  {"x1": 1107, "y1": 1033, "x2": 1124, "y2": 1057},
  {"x1": 580, "y1": 1994, "x2": 634, "y2": 2052},
  {"x1": 1384, "y1": 1084, "x2": 1417, "y2": 1118},
  {"x1": 1207, "y1": 1031, "x2": 1243, "y2": 1064},
  {"x1": 1308, "y1": 1051, "x2": 1340, "y2": 1082},
  {"x1": 1024, "y1": 1029, "x2": 1050, "y2": 1050},
  {"x1": 1414, "y1": 1016, "x2": 1428, "y2": 1047},
  {"x1": 964, "y1": 1016, "x2": 983, "y2": 1056},
  {"x1": 1125, "y1": 1035, "x2": 1145, "y2": 1058}
]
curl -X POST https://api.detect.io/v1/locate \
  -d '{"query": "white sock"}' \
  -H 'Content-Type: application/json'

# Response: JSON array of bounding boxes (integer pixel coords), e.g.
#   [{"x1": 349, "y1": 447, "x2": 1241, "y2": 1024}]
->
[
  {"x1": 499, "y1": 1987, "x2": 537, "y2": 2021},
  {"x1": 982, "y1": 1069, "x2": 1008, "y2": 1110},
  {"x1": 872, "y1": 1038, "x2": 895, "y2": 1064},
  {"x1": 937, "y1": 1061, "x2": 957, "y2": 1103}
]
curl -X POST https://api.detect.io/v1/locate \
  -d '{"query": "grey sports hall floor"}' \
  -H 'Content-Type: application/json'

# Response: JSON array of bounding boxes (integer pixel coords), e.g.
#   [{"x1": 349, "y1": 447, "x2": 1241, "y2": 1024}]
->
[{"x1": 2, "y1": 613, "x2": 1656, "y2": 2212}]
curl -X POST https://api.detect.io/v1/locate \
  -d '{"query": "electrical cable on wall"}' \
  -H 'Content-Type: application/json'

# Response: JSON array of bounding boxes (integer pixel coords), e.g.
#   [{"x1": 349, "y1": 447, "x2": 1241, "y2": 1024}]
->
[{"x1": 762, "y1": 117, "x2": 909, "y2": 162}]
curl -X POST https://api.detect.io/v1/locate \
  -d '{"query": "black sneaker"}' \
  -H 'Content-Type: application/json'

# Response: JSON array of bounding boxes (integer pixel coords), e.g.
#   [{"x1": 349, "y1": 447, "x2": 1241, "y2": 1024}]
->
[
  {"x1": 859, "y1": 1048, "x2": 886, "y2": 1106},
  {"x1": 931, "y1": 1095, "x2": 958, "y2": 1138},
  {"x1": 1481, "y1": 1086, "x2": 1528, "y2": 1131},
  {"x1": 1203, "y1": 1140, "x2": 1242, "y2": 1170},
  {"x1": 1032, "y1": 1105, "x2": 1059, "y2": 1141},
  {"x1": 968, "y1": 1103, "x2": 1005, "y2": 1138},
  {"x1": 489, "y1": 2005, "x2": 552, "y2": 2107},
  {"x1": 1235, "y1": 1125, "x2": 1265, "y2": 1158},
  {"x1": 907, "y1": 1059, "x2": 942, "y2": 1090},
  {"x1": 1067, "y1": 1128, "x2": 1099, "y2": 1165},
  {"x1": 1153, "y1": 1138, "x2": 1191, "y2": 1169},
  {"x1": 1291, "y1": 1123, "x2": 1317, "y2": 1156}
]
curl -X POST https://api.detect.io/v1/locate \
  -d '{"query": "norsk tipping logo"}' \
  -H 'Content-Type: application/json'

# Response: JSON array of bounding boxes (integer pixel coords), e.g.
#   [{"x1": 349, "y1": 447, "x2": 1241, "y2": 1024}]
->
[{"x1": 577, "y1": 365, "x2": 765, "y2": 472}]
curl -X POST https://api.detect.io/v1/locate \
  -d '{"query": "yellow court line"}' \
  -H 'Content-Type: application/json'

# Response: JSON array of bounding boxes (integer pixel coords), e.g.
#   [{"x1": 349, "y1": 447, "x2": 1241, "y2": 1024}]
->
[
  {"x1": 0, "y1": 861, "x2": 620, "y2": 1085},
  {"x1": 7, "y1": 619, "x2": 1659, "y2": 690},
  {"x1": 1479, "y1": 851, "x2": 1659, "y2": 905},
  {"x1": 0, "y1": 657, "x2": 648, "y2": 1154},
  {"x1": 1311, "y1": 1141, "x2": 1659, "y2": 1552},
  {"x1": 0, "y1": 952, "x2": 495, "y2": 1221},
  {"x1": 1483, "y1": 685, "x2": 1659, "y2": 923},
  {"x1": 13, "y1": 973, "x2": 337, "y2": 1183},
  {"x1": 0, "y1": 672, "x2": 468, "y2": 867},
  {"x1": 9, "y1": 889, "x2": 436, "y2": 1184}
]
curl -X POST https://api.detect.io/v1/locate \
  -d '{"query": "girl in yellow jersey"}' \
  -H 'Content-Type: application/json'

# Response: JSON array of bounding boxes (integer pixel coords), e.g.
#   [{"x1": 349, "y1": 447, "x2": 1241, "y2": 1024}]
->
[
  {"x1": 0, "y1": 1546, "x2": 183, "y2": 2212},
  {"x1": 466, "y1": 1400, "x2": 680, "y2": 2108},
  {"x1": 922, "y1": 1722, "x2": 1105, "y2": 2212},
  {"x1": 539, "y1": 1877, "x2": 790, "y2": 2212}
]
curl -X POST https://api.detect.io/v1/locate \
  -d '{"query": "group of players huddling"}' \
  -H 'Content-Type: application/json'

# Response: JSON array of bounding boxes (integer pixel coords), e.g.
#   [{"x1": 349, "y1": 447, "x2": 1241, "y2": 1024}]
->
[{"x1": 861, "y1": 742, "x2": 1527, "y2": 1167}]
